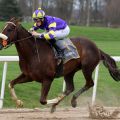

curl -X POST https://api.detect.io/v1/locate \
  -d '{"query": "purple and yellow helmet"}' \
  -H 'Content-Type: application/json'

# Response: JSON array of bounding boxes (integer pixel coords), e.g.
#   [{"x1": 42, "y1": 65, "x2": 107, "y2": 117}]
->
[{"x1": 32, "y1": 8, "x2": 45, "y2": 20}]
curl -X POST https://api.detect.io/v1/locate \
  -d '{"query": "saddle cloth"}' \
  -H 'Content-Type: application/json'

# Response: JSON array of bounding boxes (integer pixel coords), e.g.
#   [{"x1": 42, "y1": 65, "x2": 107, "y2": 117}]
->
[{"x1": 56, "y1": 38, "x2": 80, "y2": 64}]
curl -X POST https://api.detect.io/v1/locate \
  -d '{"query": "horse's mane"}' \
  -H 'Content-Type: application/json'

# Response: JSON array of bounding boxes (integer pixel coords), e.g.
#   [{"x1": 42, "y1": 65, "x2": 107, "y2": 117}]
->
[
  {"x1": 19, "y1": 24, "x2": 33, "y2": 37},
  {"x1": 18, "y1": 24, "x2": 50, "y2": 46},
  {"x1": 9, "y1": 17, "x2": 49, "y2": 43}
]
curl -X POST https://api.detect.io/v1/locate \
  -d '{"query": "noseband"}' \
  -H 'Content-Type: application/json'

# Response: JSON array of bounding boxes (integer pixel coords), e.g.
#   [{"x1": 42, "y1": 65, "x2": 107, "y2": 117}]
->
[{"x1": 4, "y1": 22, "x2": 33, "y2": 46}]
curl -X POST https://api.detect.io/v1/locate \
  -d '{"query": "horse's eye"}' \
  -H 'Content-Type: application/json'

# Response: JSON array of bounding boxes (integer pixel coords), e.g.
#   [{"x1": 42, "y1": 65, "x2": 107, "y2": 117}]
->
[
  {"x1": 11, "y1": 26, "x2": 15, "y2": 30},
  {"x1": 7, "y1": 29, "x2": 13, "y2": 32}
]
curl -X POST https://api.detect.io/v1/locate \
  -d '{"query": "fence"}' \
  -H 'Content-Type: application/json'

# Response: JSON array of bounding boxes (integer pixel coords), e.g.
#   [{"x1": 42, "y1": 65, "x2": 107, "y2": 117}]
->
[
  {"x1": 0, "y1": 56, "x2": 120, "y2": 108},
  {"x1": 0, "y1": 56, "x2": 19, "y2": 108}
]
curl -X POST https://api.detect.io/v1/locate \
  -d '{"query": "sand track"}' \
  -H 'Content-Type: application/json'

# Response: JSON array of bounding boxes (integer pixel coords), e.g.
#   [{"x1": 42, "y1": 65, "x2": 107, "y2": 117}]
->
[{"x1": 0, "y1": 107, "x2": 120, "y2": 120}]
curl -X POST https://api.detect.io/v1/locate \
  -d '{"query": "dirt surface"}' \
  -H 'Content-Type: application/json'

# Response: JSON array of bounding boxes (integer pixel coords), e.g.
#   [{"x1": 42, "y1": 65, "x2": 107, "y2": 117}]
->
[{"x1": 0, "y1": 107, "x2": 120, "y2": 120}]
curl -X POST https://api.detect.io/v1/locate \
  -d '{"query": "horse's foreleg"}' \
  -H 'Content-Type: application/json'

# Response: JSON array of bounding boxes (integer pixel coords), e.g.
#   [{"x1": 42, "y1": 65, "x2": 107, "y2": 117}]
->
[
  {"x1": 49, "y1": 72, "x2": 75, "y2": 113},
  {"x1": 8, "y1": 73, "x2": 33, "y2": 107},
  {"x1": 40, "y1": 79, "x2": 53, "y2": 105}
]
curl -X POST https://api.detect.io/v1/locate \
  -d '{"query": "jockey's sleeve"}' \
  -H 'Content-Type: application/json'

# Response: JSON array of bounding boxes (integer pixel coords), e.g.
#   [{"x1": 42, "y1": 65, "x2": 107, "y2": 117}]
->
[{"x1": 42, "y1": 22, "x2": 56, "y2": 40}]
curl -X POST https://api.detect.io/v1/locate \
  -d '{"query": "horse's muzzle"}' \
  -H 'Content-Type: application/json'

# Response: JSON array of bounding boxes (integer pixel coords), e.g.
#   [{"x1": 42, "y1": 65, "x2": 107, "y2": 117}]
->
[{"x1": 0, "y1": 33, "x2": 8, "y2": 50}]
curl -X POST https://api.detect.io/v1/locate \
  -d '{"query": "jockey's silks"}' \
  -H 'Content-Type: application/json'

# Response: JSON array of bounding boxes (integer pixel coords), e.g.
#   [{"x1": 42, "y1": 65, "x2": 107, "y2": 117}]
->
[{"x1": 32, "y1": 15, "x2": 67, "y2": 40}]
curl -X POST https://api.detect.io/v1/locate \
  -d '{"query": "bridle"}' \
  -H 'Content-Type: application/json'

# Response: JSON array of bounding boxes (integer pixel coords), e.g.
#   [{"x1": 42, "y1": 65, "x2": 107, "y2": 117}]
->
[
  {"x1": 3, "y1": 22, "x2": 33, "y2": 47},
  {"x1": 6, "y1": 22, "x2": 16, "y2": 27},
  {"x1": 4, "y1": 21, "x2": 40, "y2": 62}
]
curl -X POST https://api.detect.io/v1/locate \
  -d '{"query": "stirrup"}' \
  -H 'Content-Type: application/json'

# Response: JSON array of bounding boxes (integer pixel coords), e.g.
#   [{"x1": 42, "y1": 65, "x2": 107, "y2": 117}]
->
[
  {"x1": 58, "y1": 50, "x2": 64, "y2": 59},
  {"x1": 57, "y1": 54, "x2": 63, "y2": 59},
  {"x1": 56, "y1": 53, "x2": 63, "y2": 65},
  {"x1": 57, "y1": 58, "x2": 63, "y2": 65}
]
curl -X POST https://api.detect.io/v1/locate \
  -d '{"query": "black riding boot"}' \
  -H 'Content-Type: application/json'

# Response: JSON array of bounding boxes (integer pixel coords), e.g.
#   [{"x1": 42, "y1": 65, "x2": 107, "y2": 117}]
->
[{"x1": 49, "y1": 39, "x2": 64, "y2": 60}]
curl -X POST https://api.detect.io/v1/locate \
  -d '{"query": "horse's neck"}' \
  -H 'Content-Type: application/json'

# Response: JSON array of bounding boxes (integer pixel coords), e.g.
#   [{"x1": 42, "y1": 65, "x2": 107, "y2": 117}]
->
[
  {"x1": 15, "y1": 28, "x2": 36, "y2": 60},
  {"x1": 15, "y1": 27, "x2": 50, "y2": 61}
]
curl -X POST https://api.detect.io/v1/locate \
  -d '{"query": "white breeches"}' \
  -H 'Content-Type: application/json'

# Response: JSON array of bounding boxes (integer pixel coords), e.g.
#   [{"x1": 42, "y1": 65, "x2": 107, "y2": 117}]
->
[{"x1": 55, "y1": 26, "x2": 70, "y2": 40}]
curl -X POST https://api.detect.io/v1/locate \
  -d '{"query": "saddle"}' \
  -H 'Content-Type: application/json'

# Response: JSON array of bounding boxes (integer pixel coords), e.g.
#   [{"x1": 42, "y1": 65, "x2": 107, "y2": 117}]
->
[
  {"x1": 54, "y1": 38, "x2": 80, "y2": 77},
  {"x1": 56, "y1": 38, "x2": 80, "y2": 64}
]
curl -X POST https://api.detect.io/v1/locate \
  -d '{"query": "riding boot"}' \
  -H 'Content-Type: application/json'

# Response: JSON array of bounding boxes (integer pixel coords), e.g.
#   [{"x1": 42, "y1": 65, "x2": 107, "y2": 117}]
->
[{"x1": 49, "y1": 39, "x2": 64, "y2": 60}]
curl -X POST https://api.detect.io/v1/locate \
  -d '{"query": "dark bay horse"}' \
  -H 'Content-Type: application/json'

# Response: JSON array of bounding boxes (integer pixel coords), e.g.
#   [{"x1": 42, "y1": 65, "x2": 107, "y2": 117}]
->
[{"x1": 0, "y1": 18, "x2": 120, "y2": 112}]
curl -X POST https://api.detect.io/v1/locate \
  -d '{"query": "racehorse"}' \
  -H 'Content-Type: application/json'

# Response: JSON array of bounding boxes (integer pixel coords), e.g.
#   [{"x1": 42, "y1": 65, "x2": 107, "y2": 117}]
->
[{"x1": 0, "y1": 18, "x2": 120, "y2": 112}]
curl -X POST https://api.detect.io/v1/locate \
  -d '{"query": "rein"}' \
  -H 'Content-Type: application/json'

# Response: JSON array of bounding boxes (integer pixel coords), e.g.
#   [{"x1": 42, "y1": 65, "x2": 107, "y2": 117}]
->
[
  {"x1": 4, "y1": 21, "x2": 41, "y2": 63},
  {"x1": 4, "y1": 34, "x2": 33, "y2": 49},
  {"x1": 10, "y1": 36, "x2": 33, "y2": 44},
  {"x1": 6, "y1": 22, "x2": 33, "y2": 44},
  {"x1": 3, "y1": 22, "x2": 34, "y2": 50}
]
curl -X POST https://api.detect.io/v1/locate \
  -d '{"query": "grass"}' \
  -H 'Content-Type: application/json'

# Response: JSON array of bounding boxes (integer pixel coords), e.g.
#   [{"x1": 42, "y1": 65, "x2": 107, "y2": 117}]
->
[{"x1": 0, "y1": 22, "x2": 120, "y2": 108}]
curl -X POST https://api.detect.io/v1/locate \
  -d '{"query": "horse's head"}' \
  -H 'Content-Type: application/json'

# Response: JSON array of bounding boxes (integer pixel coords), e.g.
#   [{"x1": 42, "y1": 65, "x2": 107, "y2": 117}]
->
[{"x1": 0, "y1": 18, "x2": 19, "y2": 50}]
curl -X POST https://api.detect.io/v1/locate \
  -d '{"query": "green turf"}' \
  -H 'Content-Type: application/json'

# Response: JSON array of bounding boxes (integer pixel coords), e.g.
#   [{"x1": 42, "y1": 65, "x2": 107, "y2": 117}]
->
[{"x1": 0, "y1": 22, "x2": 120, "y2": 108}]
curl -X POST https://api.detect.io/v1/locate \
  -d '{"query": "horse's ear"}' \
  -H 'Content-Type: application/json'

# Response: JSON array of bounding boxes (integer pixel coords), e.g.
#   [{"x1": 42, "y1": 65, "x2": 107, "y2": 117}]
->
[
  {"x1": 10, "y1": 17, "x2": 16, "y2": 21},
  {"x1": 10, "y1": 17, "x2": 22, "y2": 25}
]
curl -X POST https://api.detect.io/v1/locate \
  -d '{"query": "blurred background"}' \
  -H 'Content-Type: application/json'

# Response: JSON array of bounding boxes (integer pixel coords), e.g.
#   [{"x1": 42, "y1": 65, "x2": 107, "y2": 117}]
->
[{"x1": 0, "y1": 0, "x2": 120, "y2": 27}]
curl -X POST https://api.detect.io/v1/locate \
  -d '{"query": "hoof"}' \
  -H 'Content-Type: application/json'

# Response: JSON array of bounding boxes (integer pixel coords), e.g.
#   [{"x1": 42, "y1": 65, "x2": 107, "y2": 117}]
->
[
  {"x1": 40, "y1": 100, "x2": 47, "y2": 105},
  {"x1": 71, "y1": 97, "x2": 77, "y2": 108},
  {"x1": 8, "y1": 83, "x2": 12, "y2": 89},
  {"x1": 16, "y1": 100, "x2": 23, "y2": 108},
  {"x1": 50, "y1": 104, "x2": 57, "y2": 113}
]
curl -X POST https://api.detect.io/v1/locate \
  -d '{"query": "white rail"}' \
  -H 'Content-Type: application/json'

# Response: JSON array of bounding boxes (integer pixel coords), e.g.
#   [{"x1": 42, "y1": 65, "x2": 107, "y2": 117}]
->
[
  {"x1": 0, "y1": 56, "x2": 120, "y2": 108},
  {"x1": 92, "y1": 56, "x2": 120, "y2": 105},
  {"x1": 0, "y1": 56, "x2": 19, "y2": 61},
  {"x1": 0, "y1": 56, "x2": 19, "y2": 108},
  {"x1": 62, "y1": 56, "x2": 120, "y2": 105}
]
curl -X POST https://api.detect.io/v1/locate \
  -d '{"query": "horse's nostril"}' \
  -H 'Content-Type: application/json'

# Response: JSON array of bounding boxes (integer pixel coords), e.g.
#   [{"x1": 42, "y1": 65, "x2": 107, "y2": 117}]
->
[
  {"x1": 0, "y1": 38, "x2": 2, "y2": 44},
  {"x1": 0, "y1": 44, "x2": 3, "y2": 50}
]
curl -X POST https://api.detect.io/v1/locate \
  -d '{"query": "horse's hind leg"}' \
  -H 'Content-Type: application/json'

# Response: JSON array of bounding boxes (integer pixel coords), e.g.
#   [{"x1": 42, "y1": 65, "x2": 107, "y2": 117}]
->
[
  {"x1": 50, "y1": 71, "x2": 75, "y2": 113},
  {"x1": 71, "y1": 66, "x2": 94, "y2": 108},
  {"x1": 9, "y1": 73, "x2": 33, "y2": 107},
  {"x1": 64, "y1": 71, "x2": 75, "y2": 95}
]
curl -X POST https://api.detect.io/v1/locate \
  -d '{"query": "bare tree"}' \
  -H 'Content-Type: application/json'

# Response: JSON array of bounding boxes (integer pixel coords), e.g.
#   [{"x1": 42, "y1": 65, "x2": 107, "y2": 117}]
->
[
  {"x1": 54, "y1": 0, "x2": 74, "y2": 23},
  {"x1": 18, "y1": 0, "x2": 33, "y2": 16},
  {"x1": 104, "y1": 0, "x2": 120, "y2": 26},
  {"x1": 33, "y1": 0, "x2": 39, "y2": 11},
  {"x1": 86, "y1": 0, "x2": 91, "y2": 26},
  {"x1": 78, "y1": 0, "x2": 85, "y2": 25},
  {"x1": 15, "y1": 0, "x2": 120, "y2": 26}
]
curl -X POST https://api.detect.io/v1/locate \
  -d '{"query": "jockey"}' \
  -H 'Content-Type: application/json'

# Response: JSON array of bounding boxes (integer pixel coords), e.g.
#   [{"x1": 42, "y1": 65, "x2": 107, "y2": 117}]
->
[{"x1": 30, "y1": 8, "x2": 70, "y2": 60}]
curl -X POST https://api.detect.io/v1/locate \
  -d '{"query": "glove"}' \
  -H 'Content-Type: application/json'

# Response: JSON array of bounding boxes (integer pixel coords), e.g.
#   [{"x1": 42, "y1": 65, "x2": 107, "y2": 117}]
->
[
  {"x1": 29, "y1": 28, "x2": 34, "y2": 32},
  {"x1": 28, "y1": 28, "x2": 34, "y2": 33}
]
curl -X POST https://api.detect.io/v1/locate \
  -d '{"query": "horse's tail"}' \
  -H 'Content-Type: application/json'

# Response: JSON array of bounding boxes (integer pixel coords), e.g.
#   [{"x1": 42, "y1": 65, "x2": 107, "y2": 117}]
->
[{"x1": 100, "y1": 49, "x2": 120, "y2": 82}]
